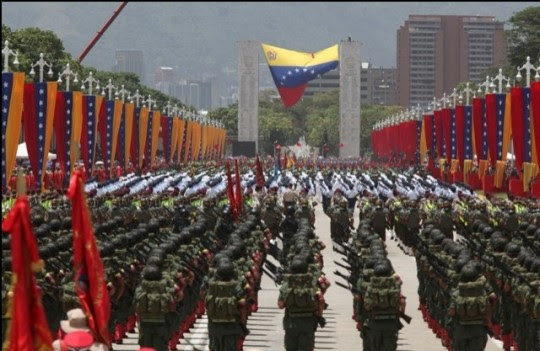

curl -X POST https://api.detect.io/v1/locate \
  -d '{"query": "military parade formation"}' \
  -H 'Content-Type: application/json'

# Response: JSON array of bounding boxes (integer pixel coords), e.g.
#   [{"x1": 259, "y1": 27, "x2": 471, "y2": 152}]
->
[{"x1": 2, "y1": 158, "x2": 540, "y2": 351}]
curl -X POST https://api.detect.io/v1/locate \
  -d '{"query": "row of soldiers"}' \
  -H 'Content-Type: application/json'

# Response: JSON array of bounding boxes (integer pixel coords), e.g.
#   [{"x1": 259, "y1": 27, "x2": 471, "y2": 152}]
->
[
  {"x1": 412, "y1": 197, "x2": 539, "y2": 351},
  {"x1": 1, "y1": 176, "x2": 270, "y2": 351},
  {"x1": 277, "y1": 216, "x2": 329, "y2": 351},
  {"x1": 334, "y1": 216, "x2": 409, "y2": 351}
]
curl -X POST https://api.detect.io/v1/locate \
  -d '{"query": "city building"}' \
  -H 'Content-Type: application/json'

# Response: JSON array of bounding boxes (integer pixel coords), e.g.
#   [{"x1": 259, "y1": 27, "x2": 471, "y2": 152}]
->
[
  {"x1": 303, "y1": 62, "x2": 397, "y2": 105},
  {"x1": 113, "y1": 50, "x2": 144, "y2": 82},
  {"x1": 396, "y1": 14, "x2": 506, "y2": 108},
  {"x1": 154, "y1": 66, "x2": 175, "y2": 84}
]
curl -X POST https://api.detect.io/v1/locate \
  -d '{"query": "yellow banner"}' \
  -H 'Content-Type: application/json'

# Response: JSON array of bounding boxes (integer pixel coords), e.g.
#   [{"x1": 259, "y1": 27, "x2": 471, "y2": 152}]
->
[
  {"x1": 41, "y1": 82, "x2": 58, "y2": 191},
  {"x1": 5, "y1": 72, "x2": 24, "y2": 190},
  {"x1": 494, "y1": 160, "x2": 505, "y2": 188},
  {"x1": 151, "y1": 111, "x2": 161, "y2": 170},
  {"x1": 70, "y1": 91, "x2": 83, "y2": 171},
  {"x1": 138, "y1": 107, "x2": 149, "y2": 169}
]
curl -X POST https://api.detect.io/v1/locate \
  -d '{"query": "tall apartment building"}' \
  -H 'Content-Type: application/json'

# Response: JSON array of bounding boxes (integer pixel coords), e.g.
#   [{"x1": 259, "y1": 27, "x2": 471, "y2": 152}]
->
[
  {"x1": 114, "y1": 50, "x2": 144, "y2": 82},
  {"x1": 396, "y1": 15, "x2": 506, "y2": 108},
  {"x1": 304, "y1": 63, "x2": 397, "y2": 105}
]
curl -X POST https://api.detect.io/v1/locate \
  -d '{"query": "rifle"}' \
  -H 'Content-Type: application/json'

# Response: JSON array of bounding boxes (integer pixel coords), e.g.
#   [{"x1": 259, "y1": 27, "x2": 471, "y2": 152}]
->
[
  {"x1": 516, "y1": 231, "x2": 540, "y2": 256},
  {"x1": 334, "y1": 270, "x2": 356, "y2": 285},
  {"x1": 334, "y1": 260, "x2": 352, "y2": 272},
  {"x1": 264, "y1": 260, "x2": 283, "y2": 284},
  {"x1": 268, "y1": 240, "x2": 282, "y2": 260}
]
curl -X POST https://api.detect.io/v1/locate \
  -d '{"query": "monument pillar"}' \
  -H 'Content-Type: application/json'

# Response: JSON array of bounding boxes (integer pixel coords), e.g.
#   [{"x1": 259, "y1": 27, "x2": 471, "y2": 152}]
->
[
  {"x1": 237, "y1": 40, "x2": 260, "y2": 153},
  {"x1": 339, "y1": 40, "x2": 361, "y2": 158}
]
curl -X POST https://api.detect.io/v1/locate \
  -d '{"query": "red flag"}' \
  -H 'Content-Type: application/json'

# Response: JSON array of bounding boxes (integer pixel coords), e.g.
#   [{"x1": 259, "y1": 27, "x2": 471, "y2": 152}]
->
[
  {"x1": 225, "y1": 161, "x2": 238, "y2": 222},
  {"x1": 255, "y1": 156, "x2": 265, "y2": 187},
  {"x1": 2, "y1": 196, "x2": 53, "y2": 351},
  {"x1": 531, "y1": 82, "x2": 540, "y2": 166},
  {"x1": 235, "y1": 159, "x2": 243, "y2": 217},
  {"x1": 67, "y1": 169, "x2": 111, "y2": 345}
]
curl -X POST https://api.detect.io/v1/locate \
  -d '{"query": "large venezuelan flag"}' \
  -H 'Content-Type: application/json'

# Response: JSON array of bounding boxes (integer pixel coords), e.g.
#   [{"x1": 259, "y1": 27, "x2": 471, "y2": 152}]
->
[{"x1": 262, "y1": 43, "x2": 339, "y2": 107}]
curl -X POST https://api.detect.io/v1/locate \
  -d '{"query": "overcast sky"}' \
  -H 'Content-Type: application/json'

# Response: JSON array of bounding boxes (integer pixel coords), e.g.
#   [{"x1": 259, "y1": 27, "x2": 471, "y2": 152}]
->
[{"x1": 2, "y1": 2, "x2": 535, "y2": 84}]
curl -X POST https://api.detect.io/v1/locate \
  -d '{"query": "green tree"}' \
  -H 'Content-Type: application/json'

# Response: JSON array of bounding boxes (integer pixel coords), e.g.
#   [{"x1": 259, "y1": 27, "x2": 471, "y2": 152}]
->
[
  {"x1": 506, "y1": 6, "x2": 540, "y2": 69},
  {"x1": 1, "y1": 25, "x2": 76, "y2": 82},
  {"x1": 1, "y1": 25, "x2": 191, "y2": 110},
  {"x1": 207, "y1": 103, "x2": 238, "y2": 136}
]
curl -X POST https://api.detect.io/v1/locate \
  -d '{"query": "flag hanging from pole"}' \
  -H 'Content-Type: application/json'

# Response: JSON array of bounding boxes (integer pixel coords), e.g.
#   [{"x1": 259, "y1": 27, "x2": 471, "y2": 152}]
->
[
  {"x1": 531, "y1": 82, "x2": 540, "y2": 166},
  {"x1": 2, "y1": 195, "x2": 53, "y2": 351},
  {"x1": 53, "y1": 91, "x2": 73, "y2": 185},
  {"x1": 110, "y1": 100, "x2": 123, "y2": 175},
  {"x1": 138, "y1": 107, "x2": 149, "y2": 170},
  {"x1": 2, "y1": 72, "x2": 24, "y2": 192},
  {"x1": 67, "y1": 169, "x2": 111, "y2": 345},
  {"x1": 22, "y1": 82, "x2": 57, "y2": 190},
  {"x1": 234, "y1": 158, "x2": 243, "y2": 217},
  {"x1": 150, "y1": 110, "x2": 160, "y2": 170},
  {"x1": 262, "y1": 43, "x2": 339, "y2": 107},
  {"x1": 123, "y1": 102, "x2": 134, "y2": 169},
  {"x1": 225, "y1": 161, "x2": 238, "y2": 222},
  {"x1": 501, "y1": 93, "x2": 512, "y2": 161},
  {"x1": 81, "y1": 95, "x2": 102, "y2": 178}
]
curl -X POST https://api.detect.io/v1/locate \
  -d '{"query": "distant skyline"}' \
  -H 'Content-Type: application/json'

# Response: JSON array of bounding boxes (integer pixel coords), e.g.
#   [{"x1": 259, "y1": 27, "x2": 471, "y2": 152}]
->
[{"x1": 2, "y1": 2, "x2": 535, "y2": 85}]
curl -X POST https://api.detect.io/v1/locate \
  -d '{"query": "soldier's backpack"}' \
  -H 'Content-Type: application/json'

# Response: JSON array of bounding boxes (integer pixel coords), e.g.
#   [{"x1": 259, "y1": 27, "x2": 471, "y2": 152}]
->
[
  {"x1": 406, "y1": 209, "x2": 421, "y2": 233},
  {"x1": 372, "y1": 209, "x2": 387, "y2": 233},
  {"x1": 364, "y1": 276, "x2": 401, "y2": 315},
  {"x1": 281, "y1": 273, "x2": 317, "y2": 316},
  {"x1": 456, "y1": 277, "x2": 488, "y2": 323},
  {"x1": 438, "y1": 212, "x2": 454, "y2": 237},
  {"x1": 135, "y1": 280, "x2": 172, "y2": 317},
  {"x1": 205, "y1": 279, "x2": 240, "y2": 323}
]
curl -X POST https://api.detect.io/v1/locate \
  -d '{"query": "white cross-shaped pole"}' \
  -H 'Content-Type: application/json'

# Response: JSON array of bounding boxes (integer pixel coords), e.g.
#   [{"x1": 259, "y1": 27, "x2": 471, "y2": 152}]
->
[
  {"x1": 132, "y1": 89, "x2": 142, "y2": 108},
  {"x1": 2, "y1": 40, "x2": 19, "y2": 73},
  {"x1": 173, "y1": 104, "x2": 179, "y2": 116},
  {"x1": 449, "y1": 88, "x2": 458, "y2": 108},
  {"x1": 431, "y1": 97, "x2": 438, "y2": 112},
  {"x1": 30, "y1": 53, "x2": 53, "y2": 83},
  {"x1": 477, "y1": 76, "x2": 490, "y2": 96},
  {"x1": 462, "y1": 82, "x2": 474, "y2": 106},
  {"x1": 165, "y1": 101, "x2": 172, "y2": 116},
  {"x1": 117, "y1": 84, "x2": 129, "y2": 102},
  {"x1": 102, "y1": 79, "x2": 117, "y2": 100},
  {"x1": 81, "y1": 72, "x2": 99, "y2": 95},
  {"x1": 57, "y1": 63, "x2": 79, "y2": 92},
  {"x1": 516, "y1": 56, "x2": 538, "y2": 88},
  {"x1": 442, "y1": 93, "x2": 448, "y2": 108},
  {"x1": 491, "y1": 68, "x2": 508, "y2": 94},
  {"x1": 144, "y1": 95, "x2": 155, "y2": 110}
]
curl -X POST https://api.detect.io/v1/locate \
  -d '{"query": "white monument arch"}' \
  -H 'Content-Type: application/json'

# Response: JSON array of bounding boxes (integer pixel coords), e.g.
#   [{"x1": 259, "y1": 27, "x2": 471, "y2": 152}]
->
[{"x1": 237, "y1": 39, "x2": 361, "y2": 157}]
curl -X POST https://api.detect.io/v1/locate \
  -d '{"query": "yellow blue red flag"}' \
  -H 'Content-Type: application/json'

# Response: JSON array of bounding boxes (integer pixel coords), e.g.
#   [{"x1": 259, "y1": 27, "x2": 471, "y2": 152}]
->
[{"x1": 262, "y1": 43, "x2": 339, "y2": 107}]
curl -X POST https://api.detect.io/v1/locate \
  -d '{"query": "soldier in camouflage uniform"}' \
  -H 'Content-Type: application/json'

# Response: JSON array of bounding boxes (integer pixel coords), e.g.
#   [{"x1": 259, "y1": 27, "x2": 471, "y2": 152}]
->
[
  {"x1": 135, "y1": 261, "x2": 175, "y2": 351},
  {"x1": 278, "y1": 257, "x2": 325, "y2": 351},
  {"x1": 205, "y1": 258, "x2": 246, "y2": 351}
]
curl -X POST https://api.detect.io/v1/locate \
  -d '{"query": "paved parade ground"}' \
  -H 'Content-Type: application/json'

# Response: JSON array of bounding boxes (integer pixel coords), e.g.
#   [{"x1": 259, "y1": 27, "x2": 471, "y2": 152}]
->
[{"x1": 114, "y1": 203, "x2": 503, "y2": 351}]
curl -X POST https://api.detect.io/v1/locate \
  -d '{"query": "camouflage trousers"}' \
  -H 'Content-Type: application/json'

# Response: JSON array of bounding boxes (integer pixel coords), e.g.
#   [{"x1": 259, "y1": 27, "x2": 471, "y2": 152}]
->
[
  {"x1": 283, "y1": 314, "x2": 317, "y2": 351},
  {"x1": 208, "y1": 321, "x2": 244, "y2": 351},
  {"x1": 139, "y1": 320, "x2": 169, "y2": 351}
]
